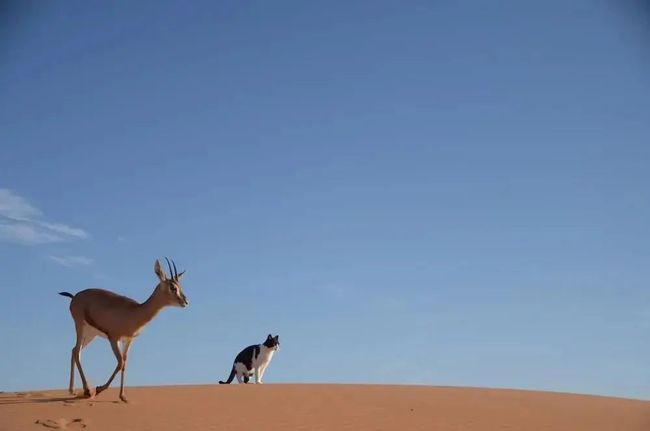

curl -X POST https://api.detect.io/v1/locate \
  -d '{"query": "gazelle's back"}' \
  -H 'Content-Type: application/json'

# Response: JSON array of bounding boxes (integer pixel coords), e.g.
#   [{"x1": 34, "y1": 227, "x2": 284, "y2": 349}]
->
[
  {"x1": 71, "y1": 288, "x2": 139, "y2": 311},
  {"x1": 69, "y1": 289, "x2": 140, "y2": 336}
]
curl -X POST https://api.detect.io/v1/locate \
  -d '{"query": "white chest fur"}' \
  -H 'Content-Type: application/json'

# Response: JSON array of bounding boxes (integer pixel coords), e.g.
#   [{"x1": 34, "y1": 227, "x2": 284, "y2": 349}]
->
[{"x1": 254, "y1": 347, "x2": 275, "y2": 367}]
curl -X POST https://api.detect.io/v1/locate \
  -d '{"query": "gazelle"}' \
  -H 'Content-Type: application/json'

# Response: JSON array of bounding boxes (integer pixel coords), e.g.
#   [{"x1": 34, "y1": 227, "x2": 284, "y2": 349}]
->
[{"x1": 58, "y1": 258, "x2": 189, "y2": 402}]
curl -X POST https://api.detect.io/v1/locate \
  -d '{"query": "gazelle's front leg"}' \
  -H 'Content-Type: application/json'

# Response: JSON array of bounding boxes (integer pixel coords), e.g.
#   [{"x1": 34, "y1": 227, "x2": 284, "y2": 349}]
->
[
  {"x1": 118, "y1": 338, "x2": 133, "y2": 402},
  {"x1": 95, "y1": 338, "x2": 124, "y2": 398}
]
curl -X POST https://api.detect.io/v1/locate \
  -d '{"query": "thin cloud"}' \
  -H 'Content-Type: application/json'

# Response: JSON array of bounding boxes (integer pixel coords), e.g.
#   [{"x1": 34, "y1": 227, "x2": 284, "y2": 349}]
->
[
  {"x1": 0, "y1": 222, "x2": 64, "y2": 244},
  {"x1": 36, "y1": 220, "x2": 88, "y2": 239},
  {"x1": 0, "y1": 188, "x2": 89, "y2": 245},
  {"x1": 0, "y1": 188, "x2": 41, "y2": 219},
  {"x1": 49, "y1": 255, "x2": 94, "y2": 268}
]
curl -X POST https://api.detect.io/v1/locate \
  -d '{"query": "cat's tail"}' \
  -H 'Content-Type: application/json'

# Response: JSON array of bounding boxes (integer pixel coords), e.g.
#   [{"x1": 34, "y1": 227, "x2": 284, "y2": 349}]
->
[{"x1": 219, "y1": 366, "x2": 236, "y2": 384}]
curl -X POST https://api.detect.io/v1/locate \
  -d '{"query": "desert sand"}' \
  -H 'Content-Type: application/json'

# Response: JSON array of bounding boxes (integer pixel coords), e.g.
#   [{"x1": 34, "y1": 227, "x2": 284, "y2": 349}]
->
[{"x1": 1, "y1": 384, "x2": 648, "y2": 431}]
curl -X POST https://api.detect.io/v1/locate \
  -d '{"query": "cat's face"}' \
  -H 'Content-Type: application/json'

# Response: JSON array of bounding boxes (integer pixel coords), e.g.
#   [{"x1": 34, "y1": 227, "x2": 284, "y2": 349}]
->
[{"x1": 264, "y1": 334, "x2": 280, "y2": 351}]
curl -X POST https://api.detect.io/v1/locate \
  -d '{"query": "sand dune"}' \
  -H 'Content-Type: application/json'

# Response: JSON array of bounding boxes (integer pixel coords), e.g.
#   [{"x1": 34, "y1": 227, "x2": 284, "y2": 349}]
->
[{"x1": 1, "y1": 384, "x2": 648, "y2": 431}]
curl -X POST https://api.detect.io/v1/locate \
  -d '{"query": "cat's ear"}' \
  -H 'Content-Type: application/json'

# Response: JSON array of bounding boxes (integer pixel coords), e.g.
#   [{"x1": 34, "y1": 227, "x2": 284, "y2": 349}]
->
[
  {"x1": 267, "y1": 334, "x2": 273, "y2": 340},
  {"x1": 274, "y1": 335, "x2": 279, "y2": 342}
]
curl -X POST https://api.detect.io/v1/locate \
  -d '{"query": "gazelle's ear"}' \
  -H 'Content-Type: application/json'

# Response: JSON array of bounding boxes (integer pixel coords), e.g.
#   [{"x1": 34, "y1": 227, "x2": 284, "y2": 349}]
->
[{"x1": 154, "y1": 259, "x2": 167, "y2": 282}]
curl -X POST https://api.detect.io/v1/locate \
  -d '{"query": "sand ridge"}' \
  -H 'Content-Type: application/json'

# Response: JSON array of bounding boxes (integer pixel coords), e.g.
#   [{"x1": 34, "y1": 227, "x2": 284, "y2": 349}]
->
[{"x1": 1, "y1": 384, "x2": 648, "y2": 431}]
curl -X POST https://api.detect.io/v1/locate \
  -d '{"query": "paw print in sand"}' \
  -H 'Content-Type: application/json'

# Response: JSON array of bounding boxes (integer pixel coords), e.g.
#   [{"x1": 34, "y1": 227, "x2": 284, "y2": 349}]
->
[{"x1": 34, "y1": 418, "x2": 87, "y2": 429}]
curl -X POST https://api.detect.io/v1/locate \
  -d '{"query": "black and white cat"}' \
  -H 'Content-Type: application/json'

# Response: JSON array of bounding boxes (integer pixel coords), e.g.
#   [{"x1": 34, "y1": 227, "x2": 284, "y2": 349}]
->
[{"x1": 219, "y1": 334, "x2": 280, "y2": 384}]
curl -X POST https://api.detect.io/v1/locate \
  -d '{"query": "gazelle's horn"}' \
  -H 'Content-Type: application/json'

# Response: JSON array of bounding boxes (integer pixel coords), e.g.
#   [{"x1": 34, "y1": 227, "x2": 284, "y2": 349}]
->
[
  {"x1": 172, "y1": 259, "x2": 179, "y2": 280},
  {"x1": 164, "y1": 257, "x2": 174, "y2": 280}
]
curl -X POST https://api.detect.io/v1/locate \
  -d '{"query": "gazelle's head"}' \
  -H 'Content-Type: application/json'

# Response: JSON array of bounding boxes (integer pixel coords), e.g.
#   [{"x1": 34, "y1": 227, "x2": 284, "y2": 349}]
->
[{"x1": 154, "y1": 258, "x2": 189, "y2": 308}]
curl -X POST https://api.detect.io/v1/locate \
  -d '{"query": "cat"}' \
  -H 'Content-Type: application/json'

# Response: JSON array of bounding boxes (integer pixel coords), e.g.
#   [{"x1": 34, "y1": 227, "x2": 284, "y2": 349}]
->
[{"x1": 219, "y1": 334, "x2": 280, "y2": 384}]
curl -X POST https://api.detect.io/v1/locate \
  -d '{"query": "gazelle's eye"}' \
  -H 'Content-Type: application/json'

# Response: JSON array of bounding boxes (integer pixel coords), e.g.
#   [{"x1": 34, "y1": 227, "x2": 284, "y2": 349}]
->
[{"x1": 170, "y1": 285, "x2": 177, "y2": 292}]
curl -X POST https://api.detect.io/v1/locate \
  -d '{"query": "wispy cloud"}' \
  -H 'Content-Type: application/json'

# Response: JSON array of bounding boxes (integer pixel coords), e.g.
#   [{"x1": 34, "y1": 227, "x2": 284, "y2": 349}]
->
[
  {"x1": 0, "y1": 223, "x2": 64, "y2": 244},
  {"x1": 49, "y1": 255, "x2": 94, "y2": 267},
  {"x1": 0, "y1": 189, "x2": 89, "y2": 245},
  {"x1": 0, "y1": 189, "x2": 41, "y2": 218}
]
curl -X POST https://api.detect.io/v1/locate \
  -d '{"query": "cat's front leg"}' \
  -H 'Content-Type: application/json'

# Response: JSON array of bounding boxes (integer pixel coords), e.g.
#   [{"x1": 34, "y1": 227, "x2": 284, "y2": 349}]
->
[
  {"x1": 254, "y1": 367, "x2": 263, "y2": 384},
  {"x1": 258, "y1": 364, "x2": 267, "y2": 382}
]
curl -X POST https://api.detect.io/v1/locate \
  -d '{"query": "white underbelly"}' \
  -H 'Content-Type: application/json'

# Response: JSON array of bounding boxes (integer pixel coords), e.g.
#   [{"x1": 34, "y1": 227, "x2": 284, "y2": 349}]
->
[
  {"x1": 80, "y1": 323, "x2": 106, "y2": 347},
  {"x1": 234, "y1": 362, "x2": 253, "y2": 375},
  {"x1": 83, "y1": 323, "x2": 105, "y2": 337}
]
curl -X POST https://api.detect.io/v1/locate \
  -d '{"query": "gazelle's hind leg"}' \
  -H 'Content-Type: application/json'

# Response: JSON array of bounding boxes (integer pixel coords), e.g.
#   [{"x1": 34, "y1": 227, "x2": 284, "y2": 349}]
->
[
  {"x1": 69, "y1": 325, "x2": 98, "y2": 395},
  {"x1": 71, "y1": 322, "x2": 94, "y2": 398},
  {"x1": 69, "y1": 348, "x2": 75, "y2": 394}
]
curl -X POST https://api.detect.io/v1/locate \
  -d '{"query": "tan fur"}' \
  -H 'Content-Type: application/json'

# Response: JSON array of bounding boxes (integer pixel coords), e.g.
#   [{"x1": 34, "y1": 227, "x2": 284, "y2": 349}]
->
[{"x1": 65, "y1": 259, "x2": 188, "y2": 402}]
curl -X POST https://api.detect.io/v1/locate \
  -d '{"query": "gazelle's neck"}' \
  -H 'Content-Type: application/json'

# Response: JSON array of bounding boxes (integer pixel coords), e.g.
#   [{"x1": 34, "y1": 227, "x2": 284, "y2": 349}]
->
[{"x1": 133, "y1": 288, "x2": 167, "y2": 329}]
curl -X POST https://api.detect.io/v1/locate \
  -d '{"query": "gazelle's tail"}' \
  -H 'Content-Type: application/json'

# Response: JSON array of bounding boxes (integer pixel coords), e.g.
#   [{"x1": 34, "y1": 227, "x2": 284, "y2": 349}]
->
[{"x1": 58, "y1": 292, "x2": 74, "y2": 299}]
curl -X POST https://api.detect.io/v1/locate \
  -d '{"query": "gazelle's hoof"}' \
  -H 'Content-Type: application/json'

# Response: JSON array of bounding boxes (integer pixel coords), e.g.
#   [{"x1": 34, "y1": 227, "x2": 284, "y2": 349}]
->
[
  {"x1": 83, "y1": 388, "x2": 94, "y2": 399},
  {"x1": 119, "y1": 395, "x2": 128, "y2": 403},
  {"x1": 95, "y1": 385, "x2": 107, "y2": 395}
]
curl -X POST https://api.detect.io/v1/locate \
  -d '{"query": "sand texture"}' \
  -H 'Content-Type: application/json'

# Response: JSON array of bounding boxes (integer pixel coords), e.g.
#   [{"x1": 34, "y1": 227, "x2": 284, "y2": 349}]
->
[{"x1": 1, "y1": 384, "x2": 648, "y2": 431}]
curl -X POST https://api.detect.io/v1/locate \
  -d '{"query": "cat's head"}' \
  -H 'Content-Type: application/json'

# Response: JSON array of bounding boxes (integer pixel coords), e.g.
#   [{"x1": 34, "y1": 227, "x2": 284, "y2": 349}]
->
[{"x1": 263, "y1": 334, "x2": 280, "y2": 351}]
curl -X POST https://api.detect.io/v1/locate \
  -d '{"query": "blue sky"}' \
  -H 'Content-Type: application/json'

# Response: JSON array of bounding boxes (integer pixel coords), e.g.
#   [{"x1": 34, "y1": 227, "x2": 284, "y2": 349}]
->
[{"x1": 1, "y1": 0, "x2": 649, "y2": 400}]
